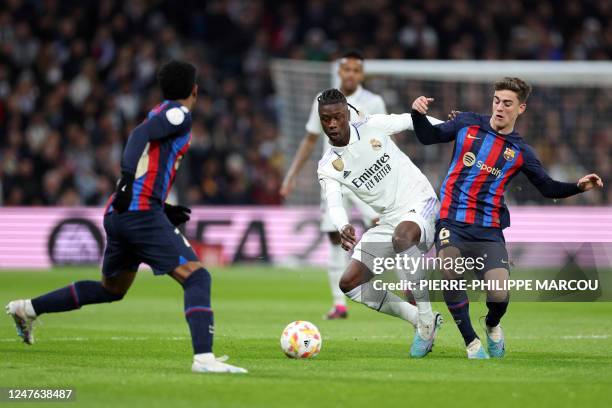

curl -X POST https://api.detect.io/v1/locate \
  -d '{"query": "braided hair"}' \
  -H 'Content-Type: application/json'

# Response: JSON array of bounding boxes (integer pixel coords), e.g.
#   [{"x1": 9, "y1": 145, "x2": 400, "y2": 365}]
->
[{"x1": 317, "y1": 88, "x2": 360, "y2": 115}]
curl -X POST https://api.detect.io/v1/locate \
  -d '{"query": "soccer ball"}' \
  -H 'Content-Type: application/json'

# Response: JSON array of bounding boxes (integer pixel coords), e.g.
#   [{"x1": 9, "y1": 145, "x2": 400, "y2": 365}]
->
[{"x1": 280, "y1": 320, "x2": 322, "y2": 359}]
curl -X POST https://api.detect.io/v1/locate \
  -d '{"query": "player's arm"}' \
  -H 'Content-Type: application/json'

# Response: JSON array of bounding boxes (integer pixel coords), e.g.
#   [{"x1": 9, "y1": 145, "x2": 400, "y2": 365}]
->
[
  {"x1": 365, "y1": 112, "x2": 443, "y2": 136},
  {"x1": 114, "y1": 112, "x2": 189, "y2": 212},
  {"x1": 280, "y1": 131, "x2": 319, "y2": 197},
  {"x1": 521, "y1": 145, "x2": 604, "y2": 198},
  {"x1": 319, "y1": 176, "x2": 356, "y2": 251},
  {"x1": 410, "y1": 96, "x2": 457, "y2": 145}
]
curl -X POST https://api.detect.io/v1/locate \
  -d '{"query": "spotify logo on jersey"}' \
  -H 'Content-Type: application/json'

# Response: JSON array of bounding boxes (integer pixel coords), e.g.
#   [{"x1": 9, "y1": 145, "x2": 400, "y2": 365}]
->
[{"x1": 463, "y1": 152, "x2": 476, "y2": 167}]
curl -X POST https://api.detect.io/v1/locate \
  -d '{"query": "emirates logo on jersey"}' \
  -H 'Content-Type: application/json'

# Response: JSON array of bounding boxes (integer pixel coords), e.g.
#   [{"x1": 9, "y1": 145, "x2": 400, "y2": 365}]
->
[
  {"x1": 370, "y1": 138, "x2": 382, "y2": 150},
  {"x1": 351, "y1": 153, "x2": 391, "y2": 191}
]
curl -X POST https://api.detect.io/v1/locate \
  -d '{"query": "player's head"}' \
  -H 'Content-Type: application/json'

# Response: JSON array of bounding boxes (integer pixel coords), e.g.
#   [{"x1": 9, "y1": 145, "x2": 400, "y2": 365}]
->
[
  {"x1": 318, "y1": 88, "x2": 351, "y2": 146},
  {"x1": 337, "y1": 50, "x2": 364, "y2": 94},
  {"x1": 158, "y1": 60, "x2": 198, "y2": 105},
  {"x1": 491, "y1": 77, "x2": 532, "y2": 132}
]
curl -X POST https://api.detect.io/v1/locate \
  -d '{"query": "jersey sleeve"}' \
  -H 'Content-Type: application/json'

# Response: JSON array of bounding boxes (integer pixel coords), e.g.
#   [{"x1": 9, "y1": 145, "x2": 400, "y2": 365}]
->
[
  {"x1": 411, "y1": 110, "x2": 460, "y2": 145},
  {"x1": 121, "y1": 108, "x2": 191, "y2": 174},
  {"x1": 305, "y1": 96, "x2": 323, "y2": 135},
  {"x1": 364, "y1": 113, "x2": 443, "y2": 136},
  {"x1": 520, "y1": 144, "x2": 582, "y2": 198},
  {"x1": 318, "y1": 173, "x2": 349, "y2": 231}
]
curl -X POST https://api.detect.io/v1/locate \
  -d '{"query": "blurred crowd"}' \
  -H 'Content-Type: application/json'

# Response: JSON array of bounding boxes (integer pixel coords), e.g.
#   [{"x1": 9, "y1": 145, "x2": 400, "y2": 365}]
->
[{"x1": 1, "y1": 0, "x2": 610, "y2": 206}]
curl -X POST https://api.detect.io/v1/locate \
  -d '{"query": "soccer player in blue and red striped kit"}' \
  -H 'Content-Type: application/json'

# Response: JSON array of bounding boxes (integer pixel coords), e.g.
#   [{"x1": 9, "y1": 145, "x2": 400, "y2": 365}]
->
[
  {"x1": 410, "y1": 77, "x2": 603, "y2": 359},
  {"x1": 6, "y1": 60, "x2": 247, "y2": 373}
]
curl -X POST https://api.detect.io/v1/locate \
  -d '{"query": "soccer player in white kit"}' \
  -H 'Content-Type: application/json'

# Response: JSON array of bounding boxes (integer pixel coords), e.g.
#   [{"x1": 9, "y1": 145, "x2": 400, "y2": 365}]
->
[
  {"x1": 281, "y1": 51, "x2": 386, "y2": 319},
  {"x1": 316, "y1": 88, "x2": 444, "y2": 357}
]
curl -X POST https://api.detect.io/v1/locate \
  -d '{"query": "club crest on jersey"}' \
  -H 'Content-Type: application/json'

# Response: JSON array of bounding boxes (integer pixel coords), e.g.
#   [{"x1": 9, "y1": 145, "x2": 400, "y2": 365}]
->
[
  {"x1": 503, "y1": 147, "x2": 516, "y2": 161},
  {"x1": 370, "y1": 138, "x2": 382, "y2": 150},
  {"x1": 332, "y1": 157, "x2": 344, "y2": 171}
]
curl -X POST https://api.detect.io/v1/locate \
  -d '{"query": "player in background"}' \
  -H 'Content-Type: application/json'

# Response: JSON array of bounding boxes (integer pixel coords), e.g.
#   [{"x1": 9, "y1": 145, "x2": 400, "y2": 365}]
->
[
  {"x1": 281, "y1": 51, "x2": 386, "y2": 320},
  {"x1": 317, "y1": 89, "x2": 444, "y2": 358},
  {"x1": 410, "y1": 77, "x2": 604, "y2": 359},
  {"x1": 6, "y1": 60, "x2": 247, "y2": 374}
]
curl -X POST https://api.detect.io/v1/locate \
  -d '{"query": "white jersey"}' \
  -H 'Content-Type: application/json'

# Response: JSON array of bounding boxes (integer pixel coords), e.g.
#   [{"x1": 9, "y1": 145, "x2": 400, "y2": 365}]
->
[
  {"x1": 305, "y1": 85, "x2": 387, "y2": 152},
  {"x1": 317, "y1": 113, "x2": 442, "y2": 231}
]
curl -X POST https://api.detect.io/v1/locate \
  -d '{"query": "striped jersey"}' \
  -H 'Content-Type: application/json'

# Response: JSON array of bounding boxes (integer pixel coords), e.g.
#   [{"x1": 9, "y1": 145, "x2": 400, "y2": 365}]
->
[
  {"x1": 105, "y1": 100, "x2": 192, "y2": 213},
  {"x1": 435, "y1": 112, "x2": 552, "y2": 229}
]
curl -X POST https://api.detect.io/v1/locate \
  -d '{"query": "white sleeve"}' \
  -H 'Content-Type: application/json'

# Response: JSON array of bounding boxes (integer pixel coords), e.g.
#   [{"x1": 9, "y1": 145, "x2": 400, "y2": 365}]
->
[
  {"x1": 305, "y1": 97, "x2": 322, "y2": 135},
  {"x1": 318, "y1": 176, "x2": 349, "y2": 231},
  {"x1": 366, "y1": 113, "x2": 443, "y2": 134}
]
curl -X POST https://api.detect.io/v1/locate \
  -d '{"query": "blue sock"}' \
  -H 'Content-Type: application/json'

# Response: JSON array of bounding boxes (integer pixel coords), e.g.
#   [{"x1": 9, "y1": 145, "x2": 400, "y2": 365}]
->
[
  {"x1": 183, "y1": 268, "x2": 214, "y2": 354},
  {"x1": 31, "y1": 280, "x2": 124, "y2": 315},
  {"x1": 443, "y1": 288, "x2": 477, "y2": 346}
]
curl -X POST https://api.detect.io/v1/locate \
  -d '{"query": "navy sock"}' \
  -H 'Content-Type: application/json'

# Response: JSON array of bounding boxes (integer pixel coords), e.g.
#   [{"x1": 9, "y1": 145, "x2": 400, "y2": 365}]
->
[
  {"x1": 31, "y1": 280, "x2": 124, "y2": 315},
  {"x1": 443, "y1": 288, "x2": 477, "y2": 346},
  {"x1": 183, "y1": 268, "x2": 214, "y2": 354},
  {"x1": 485, "y1": 299, "x2": 509, "y2": 327}
]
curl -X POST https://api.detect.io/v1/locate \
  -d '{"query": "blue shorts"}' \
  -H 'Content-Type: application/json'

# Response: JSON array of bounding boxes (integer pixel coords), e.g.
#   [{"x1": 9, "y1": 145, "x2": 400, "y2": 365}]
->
[
  {"x1": 435, "y1": 218, "x2": 509, "y2": 274},
  {"x1": 102, "y1": 210, "x2": 199, "y2": 277}
]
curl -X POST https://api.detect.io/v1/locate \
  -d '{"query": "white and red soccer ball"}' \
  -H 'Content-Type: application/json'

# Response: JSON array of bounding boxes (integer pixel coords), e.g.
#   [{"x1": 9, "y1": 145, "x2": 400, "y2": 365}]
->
[{"x1": 280, "y1": 320, "x2": 322, "y2": 359}]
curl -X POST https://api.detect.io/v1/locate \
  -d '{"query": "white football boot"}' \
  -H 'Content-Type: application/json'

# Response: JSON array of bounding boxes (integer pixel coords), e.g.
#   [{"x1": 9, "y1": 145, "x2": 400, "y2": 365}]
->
[
  {"x1": 192, "y1": 354, "x2": 248, "y2": 373},
  {"x1": 6, "y1": 299, "x2": 37, "y2": 345}
]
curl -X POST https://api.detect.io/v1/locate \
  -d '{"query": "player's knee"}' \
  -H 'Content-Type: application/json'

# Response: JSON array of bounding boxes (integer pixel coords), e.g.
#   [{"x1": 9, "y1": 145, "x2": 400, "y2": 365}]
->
[
  {"x1": 392, "y1": 222, "x2": 420, "y2": 253},
  {"x1": 339, "y1": 273, "x2": 360, "y2": 294},
  {"x1": 101, "y1": 286, "x2": 126, "y2": 302},
  {"x1": 182, "y1": 267, "x2": 211, "y2": 289},
  {"x1": 487, "y1": 290, "x2": 508, "y2": 303}
]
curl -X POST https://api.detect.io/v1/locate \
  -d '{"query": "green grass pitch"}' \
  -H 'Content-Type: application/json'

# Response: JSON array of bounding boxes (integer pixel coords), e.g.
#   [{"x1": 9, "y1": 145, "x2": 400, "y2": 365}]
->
[{"x1": 1, "y1": 266, "x2": 611, "y2": 408}]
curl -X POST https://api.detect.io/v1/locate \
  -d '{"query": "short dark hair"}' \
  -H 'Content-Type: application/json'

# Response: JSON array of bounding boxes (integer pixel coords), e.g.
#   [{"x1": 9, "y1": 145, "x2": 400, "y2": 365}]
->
[
  {"x1": 494, "y1": 77, "x2": 532, "y2": 103},
  {"x1": 157, "y1": 60, "x2": 197, "y2": 100},
  {"x1": 317, "y1": 88, "x2": 347, "y2": 106},
  {"x1": 318, "y1": 88, "x2": 361, "y2": 115},
  {"x1": 340, "y1": 50, "x2": 364, "y2": 61}
]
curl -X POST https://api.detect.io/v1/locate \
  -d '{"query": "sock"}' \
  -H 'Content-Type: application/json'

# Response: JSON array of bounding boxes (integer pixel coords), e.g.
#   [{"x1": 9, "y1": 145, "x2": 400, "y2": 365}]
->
[
  {"x1": 397, "y1": 246, "x2": 434, "y2": 329},
  {"x1": 328, "y1": 243, "x2": 348, "y2": 307},
  {"x1": 443, "y1": 287, "x2": 477, "y2": 346},
  {"x1": 485, "y1": 298, "x2": 509, "y2": 328},
  {"x1": 345, "y1": 281, "x2": 418, "y2": 326},
  {"x1": 31, "y1": 281, "x2": 124, "y2": 315},
  {"x1": 183, "y1": 268, "x2": 214, "y2": 354}
]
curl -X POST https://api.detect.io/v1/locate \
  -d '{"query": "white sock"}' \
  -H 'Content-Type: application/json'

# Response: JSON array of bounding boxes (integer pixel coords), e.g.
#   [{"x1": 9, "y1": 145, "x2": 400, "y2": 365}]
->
[
  {"x1": 194, "y1": 352, "x2": 215, "y2": 363},
  {"x1": 345, "y1": 281, "x2": 418, "y2": 326},
  {"x1": 397, "y1": 246, "x2": 435, "y2": 337},
  {"x1": 328, "y1": 243, "x2": 348, "y2": 307},
  {"x1": 25, "y1": 299, "x2": 36, "y2": 318}
]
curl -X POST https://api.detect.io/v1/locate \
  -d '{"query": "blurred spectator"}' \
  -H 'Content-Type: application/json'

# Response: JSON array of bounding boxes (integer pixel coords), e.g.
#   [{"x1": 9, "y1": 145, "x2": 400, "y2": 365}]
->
[{"x1": 1, "y1": 0, "x2": 610, "y2": 206}]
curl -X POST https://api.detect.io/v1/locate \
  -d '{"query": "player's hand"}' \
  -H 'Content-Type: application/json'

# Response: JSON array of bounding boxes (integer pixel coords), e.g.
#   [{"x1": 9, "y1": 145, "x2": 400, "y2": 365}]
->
[
  {"x1": 164, "y1": 203, "x2": 192, "y2": 226},
  {"x1": 280, "y1": 176, "x2": 296, "y2": 198},
  {"x1": 412, "y1": 96, "x2": 434, "y2": 114},
  {"x1": 577, "y1": 173, "x2": 604, "y2": 192},
  {"x1": 339, "y1": 224, "x2": 357, "y2": 251},
  {"x1": 448, "y1": 110, "x2": 461, "y2": 120},
  {"x1": 112, "y1": 172, "x2": 135, "y2": 213}
]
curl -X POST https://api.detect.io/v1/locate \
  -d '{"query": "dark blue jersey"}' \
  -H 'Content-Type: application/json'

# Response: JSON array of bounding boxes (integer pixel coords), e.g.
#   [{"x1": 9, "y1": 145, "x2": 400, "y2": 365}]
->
[
  {"x1": 105, "y1": 100, "x2": 192, "y2": 213},
  {"x1": 411, "y1": 112, "x2": 581, "y2": 229}
]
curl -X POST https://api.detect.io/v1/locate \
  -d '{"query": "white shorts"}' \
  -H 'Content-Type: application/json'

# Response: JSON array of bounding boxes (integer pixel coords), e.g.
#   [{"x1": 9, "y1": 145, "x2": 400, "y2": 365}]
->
[
  {"x1": 352, "y1": 196, "x2": 439, "y2": 273},
  {"x1": 320, "y1": 187, "x2": 378, "y2": 232}
]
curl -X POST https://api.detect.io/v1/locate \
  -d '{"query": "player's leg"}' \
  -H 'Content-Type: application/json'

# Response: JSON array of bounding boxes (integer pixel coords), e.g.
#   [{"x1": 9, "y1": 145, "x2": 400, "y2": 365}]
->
[
  {"x1": 321, "y1": 191, "x2": 350, "y2": 319},
  {"x1": 392, "y1": 220, "x2": 442, "y2": 357},
  {"x1": 139, "y1": 214, "x2": 246, "y2": 374},
  {"x1": 339, "y1": 259, "x2": 420, "y2": 324},
  {"x1": 325, "y1": 231, "x2": 349, "y2": 319},
  {"x1": 5, "y1": 214, "x2": 137, "y2": 345},
  {"x1": 482, "y1": 264, "x2": 510, "y2": 358}
]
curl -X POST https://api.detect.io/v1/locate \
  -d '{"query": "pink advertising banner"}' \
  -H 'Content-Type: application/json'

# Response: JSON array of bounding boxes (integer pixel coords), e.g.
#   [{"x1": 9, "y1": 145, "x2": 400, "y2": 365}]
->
[{"x1": 0, "y1": 206, "x2": 611, "y2": 270}]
